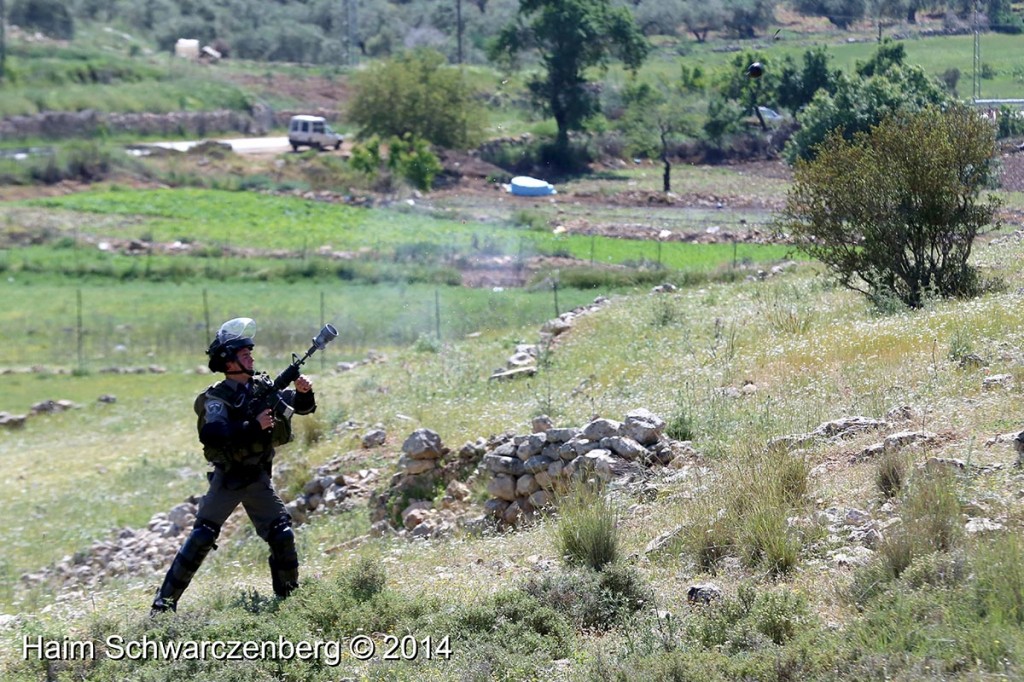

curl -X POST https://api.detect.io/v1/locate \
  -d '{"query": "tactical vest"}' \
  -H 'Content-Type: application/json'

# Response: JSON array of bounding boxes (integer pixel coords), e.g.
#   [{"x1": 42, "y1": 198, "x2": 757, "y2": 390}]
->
[{"x1": 193, "y1": 380, "x2": 292, "y2": 466}]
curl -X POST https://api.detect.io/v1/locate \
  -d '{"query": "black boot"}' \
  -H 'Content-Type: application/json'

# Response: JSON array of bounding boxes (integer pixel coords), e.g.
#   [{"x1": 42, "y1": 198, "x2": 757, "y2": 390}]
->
[{"x1": 150, "y1": 520, "x2": 219, "y2": 614}]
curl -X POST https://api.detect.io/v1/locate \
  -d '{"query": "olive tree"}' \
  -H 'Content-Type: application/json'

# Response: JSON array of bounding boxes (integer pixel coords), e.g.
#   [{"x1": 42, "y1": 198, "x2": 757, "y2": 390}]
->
[
  {"x1": 490, "y1": 0, "x2": 648, "y2": 163},
  {"x1": 777, "y1": 104, "x2": 1001, "y2": 309},
  {"x1": 619, "y1": 79, "x2": 695, "y2": 192}
]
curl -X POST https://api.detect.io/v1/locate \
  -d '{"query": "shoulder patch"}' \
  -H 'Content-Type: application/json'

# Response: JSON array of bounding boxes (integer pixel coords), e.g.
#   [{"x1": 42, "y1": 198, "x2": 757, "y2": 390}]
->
[{"x1": 205, "y1": 400, "x2": 227, "y2": 419}]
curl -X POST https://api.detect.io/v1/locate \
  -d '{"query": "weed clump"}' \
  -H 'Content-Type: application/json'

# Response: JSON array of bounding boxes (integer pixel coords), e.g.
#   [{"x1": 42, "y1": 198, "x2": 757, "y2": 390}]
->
[{"x1": 555, "y1": 482, "x2": 619, "y2": 571}]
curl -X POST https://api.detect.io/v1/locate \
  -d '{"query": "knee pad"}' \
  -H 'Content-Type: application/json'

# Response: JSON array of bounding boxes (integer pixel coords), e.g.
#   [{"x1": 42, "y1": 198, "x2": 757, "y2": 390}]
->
[
  {"x1": 180, "y1": 519, "x2": 220, "y2": 563},
  {"x1": 266, "y1": 517, "x2": 296, "y2": 558},
  {"x1": 191, "y1": 518, "x2": 221, "y2": 546}
]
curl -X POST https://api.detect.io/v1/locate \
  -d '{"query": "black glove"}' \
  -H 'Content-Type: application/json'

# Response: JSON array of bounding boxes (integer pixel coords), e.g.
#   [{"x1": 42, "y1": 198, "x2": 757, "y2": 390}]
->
[{"x1": 274, "y1": 364, "x2": 301, "y2": 389}]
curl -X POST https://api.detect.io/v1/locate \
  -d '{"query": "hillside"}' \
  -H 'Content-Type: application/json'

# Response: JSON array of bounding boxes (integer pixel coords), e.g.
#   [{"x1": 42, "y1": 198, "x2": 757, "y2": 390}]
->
[
  {"x1": 6, "y1": 7, "x2": 1024, "y2": 681},
  {"x1": 3, "y1": 153, "x2": 1024, "y2": 679}
]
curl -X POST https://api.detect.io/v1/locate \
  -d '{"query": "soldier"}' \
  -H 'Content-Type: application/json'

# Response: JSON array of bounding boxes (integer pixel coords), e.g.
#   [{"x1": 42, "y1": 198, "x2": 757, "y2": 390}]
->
[{"x1": 151, "y1": 318, "x2": 316, "y2": 614}]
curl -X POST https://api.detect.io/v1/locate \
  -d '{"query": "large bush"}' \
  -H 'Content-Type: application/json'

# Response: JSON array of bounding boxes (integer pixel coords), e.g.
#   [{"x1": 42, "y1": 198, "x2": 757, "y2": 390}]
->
[
  {"x1": 786, "y1": 41, "x2": 950, "y2": 162},
  {"x1": 346, "y1": 49, "x2": 486, "y2": 150},
  {"x1": 778, "y1": 104, "x2": 1001, "y2": 309},
  {"x1": 10, "y1": 0, "x2": 74, "y2": 39}
]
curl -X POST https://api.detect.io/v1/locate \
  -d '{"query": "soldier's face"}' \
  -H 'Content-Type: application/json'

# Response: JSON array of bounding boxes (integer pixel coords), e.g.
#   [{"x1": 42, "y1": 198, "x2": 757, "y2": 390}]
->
[{"x1": 227, "y1": 348, "x2": 254, "y2": 374}]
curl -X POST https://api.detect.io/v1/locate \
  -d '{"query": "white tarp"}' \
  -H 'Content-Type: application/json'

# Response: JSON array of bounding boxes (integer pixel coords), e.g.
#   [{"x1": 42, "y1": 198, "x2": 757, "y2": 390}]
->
[{"x1": 509, "y1": 176, "x2": 556, "y2": 196}]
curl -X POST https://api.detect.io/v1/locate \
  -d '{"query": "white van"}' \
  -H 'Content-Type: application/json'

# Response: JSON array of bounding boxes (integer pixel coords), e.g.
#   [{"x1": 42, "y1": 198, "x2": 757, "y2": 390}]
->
[{"x1": 287, "y1": 115, "x2": 343, "y2": 151}]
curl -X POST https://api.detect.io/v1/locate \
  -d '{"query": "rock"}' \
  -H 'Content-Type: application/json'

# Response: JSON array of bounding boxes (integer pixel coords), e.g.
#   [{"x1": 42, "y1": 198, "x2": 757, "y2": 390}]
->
[
  {"x1": 622, "y1": 409, "x2": 665, "y2": 445},
  {"x1": 446, "y1": 480, "x2": 471, "y2": 501},
  {"x1": 322, "y1": 484, "x2": 347, "y2": 508},
  {"x1": 502, "y1": 501, "x2": 524, "y2": 525},
  {"x1": 484, "y1": 498, "x2": 510, "y2": 518},
  {"x1": 582, "y1": 418, "x2": 621, "y2": 441},
  {"x1": 402, "y1": 505, "x2": 431, "y2": 530},
  {"x1": 507, "y1": 352, "x2": 536, "y2": 368},
  {"x1": 561, "y1": 438, "x2": 602, "y2": 459},
  {"x1": 844, "y1": 508, "x2": 870, "y2": 525},
  {"x1": 982, "y1": 373, "x2": 1013, "y2": 389},
  {"x1": 601, "y1": 436, "x2": 648, "y2": 461},
  {"x1": 644, "y1": 525, "x2": 683, "y2": 556},
  {"x1": 965, "y1": 517, "x2": 1004, "y2": 533},
  {"x1": 362, "y1": 429, "x2": 387, "y2": 448},
  {"x1": 531, "y1": 415, "x2": 553, "y2": 433},
  {"x1": 687, "y1": 583, "x2": 722, "y2": 604},
  {"x1": 167, "y1": 503, "x2": 196, "y2": 530},
  {"x1": 489, "y1": 366, "x2": 537, "y2": 381},
  {"x1": 516, "y1": 474, "x2": 540, "y2": 497},
  {"x1": 883, "y1": 430, "x2": 937, "y2": 451},
  {"x1": 811, "y1": 416, "x2": 887, "y2": 439},
  {"x1": 831, "y1": 546, "x2": 874, "y2": 567},
  {"x1": 925, "y1": 457, "x2": 965, "y2": 471},
  {"x1": 571, "y1": 449, "x2": 619, "y2": 481},
  {"x1": 482, "y1": 454, "x2": 526, "y2": 477},
  {"x1": 534, "y1": 470, "x2": 553, "y2": 489},
  {"x1": 545, "y1": 427, "x2": 579, "y2": 444},
  {"x1": 402, "y1": 428, "x2": 447, "y2": 460},
  {"x1": 369, "y1": 519, "x2": 397, "y2": 537},
  {"x1": 487, "y1": 475, "x2": 517, "y2": 502},
  {"x1": 517, "y1": 433, "x2": 548, "y2": 460},
  {"x1": 528, "y1": 490, "x2": 553, "y2": 509},
  {"x1": 524, "y1": 455, "x2": 553, "y2": 474},
  {"x1": 541, "y1": 317, "x2": 573, "y2": 336},
  {"x1": 285, "y1": 500, "x2": 307, "y2": 526},
  {"x1": 398, "y1": 455, "x2": 437, "y2": 476},
  {"x1": 0, "y1": 413, "x2": 27, "y2": 429},
  {"x1": 97, "y1": 394, "x2": 117, "y2": 404}
]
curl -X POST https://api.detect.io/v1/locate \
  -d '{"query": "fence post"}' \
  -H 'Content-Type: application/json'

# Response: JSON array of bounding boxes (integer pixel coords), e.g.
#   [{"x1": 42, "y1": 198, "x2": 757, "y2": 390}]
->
[
  {"x1": 202, "y1": 288, "x2": 211, "y2": 345},
  {"x1": 435, "y1": 288, "x2": 442, "y2": 340},
  {"x1": 320, "y1": 290, "x2": 326, "y2": 374},
  {"x1": 76, "y1": 288, "x2": 84, "y2": 373}
]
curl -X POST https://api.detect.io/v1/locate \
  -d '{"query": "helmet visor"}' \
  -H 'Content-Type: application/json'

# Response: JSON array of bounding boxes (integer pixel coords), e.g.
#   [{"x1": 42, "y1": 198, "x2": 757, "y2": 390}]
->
[{"x1": 217, "y1": 317, "x2": 257, "y2": 345}]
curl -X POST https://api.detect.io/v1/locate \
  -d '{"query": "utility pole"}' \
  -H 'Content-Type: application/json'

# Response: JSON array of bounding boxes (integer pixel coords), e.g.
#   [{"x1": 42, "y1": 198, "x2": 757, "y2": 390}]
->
[
  {"x1": 973, "y1": 0, "x2": 982, "y2": 101},
  {"x1": 1, "y1": 0, "x2": 6, "y2": 83},
  {"x1": 456, "y1": 0, "x2": 463, "y2": 64}
]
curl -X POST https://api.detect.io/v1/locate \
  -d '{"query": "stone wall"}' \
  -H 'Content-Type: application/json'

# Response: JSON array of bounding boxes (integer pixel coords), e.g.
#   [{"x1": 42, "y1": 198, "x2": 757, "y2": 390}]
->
[{"x1": 0, "y1": 106, "x2": 342, "y2": 141}]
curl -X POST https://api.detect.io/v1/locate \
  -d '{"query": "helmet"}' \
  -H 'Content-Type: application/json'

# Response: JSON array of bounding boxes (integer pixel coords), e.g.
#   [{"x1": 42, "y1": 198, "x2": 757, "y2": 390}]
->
[{"x1": 207, "y1": 318, "x2": 256, "y2": 372}]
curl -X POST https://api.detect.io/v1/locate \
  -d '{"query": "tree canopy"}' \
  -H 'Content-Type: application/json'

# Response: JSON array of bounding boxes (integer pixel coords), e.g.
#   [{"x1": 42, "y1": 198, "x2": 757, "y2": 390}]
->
[
  {"x1": 346, "y1": 49, "x2": 486, "y2": 150},
  {"x1": 489, "y1": 0, "x2": 649, "y2": 162},
  {"x1": 778, "y1": 104, "x2": 1001, "y2": 309}
]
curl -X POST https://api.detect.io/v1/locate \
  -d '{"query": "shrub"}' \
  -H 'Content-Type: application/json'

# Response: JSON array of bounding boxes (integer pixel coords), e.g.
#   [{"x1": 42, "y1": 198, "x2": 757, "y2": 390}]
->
[
  {"x1": 10, "y1": 0, "x2": 74, "y2": 40},
  {"x1": 904, "y1": 469, "x2": 962, "y2": 553},
  {"x1": 340, "y1": 555, "x2": 387, "y2": 602},
  {"x1": 347, "y1": 49, "x2": 486, "y2": 150},
  {"x1": 555, "y1": 482, "x2": 620, "y2": 571},
  {"x1": 778, "y1": 104, "x2": 1001, "y2": 309},
  {"x1": 875, "y1": 448, "x2": 907, "y2": 499},
  {"x1": 524, "y1": 563, "x2": 652, "y2": 629},
  {"x1": 973, "y1": 533, "x2": 1024, "y2": 626},
  {"x1": 688, "y1": 583, "x2": 811, "y2": 650},
  {"x1": 350, "y1": 134, "x2": 442, "y2": 191}
]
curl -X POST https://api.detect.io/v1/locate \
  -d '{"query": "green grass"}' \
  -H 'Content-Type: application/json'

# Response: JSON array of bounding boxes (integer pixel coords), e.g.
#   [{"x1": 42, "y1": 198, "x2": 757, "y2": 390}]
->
[
  {"x1": 18, "y1": 187, "x2": 796, "y2": 271},
  {"x1": 0, "y1": 277, "x2": 608, "y2": 373}
]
